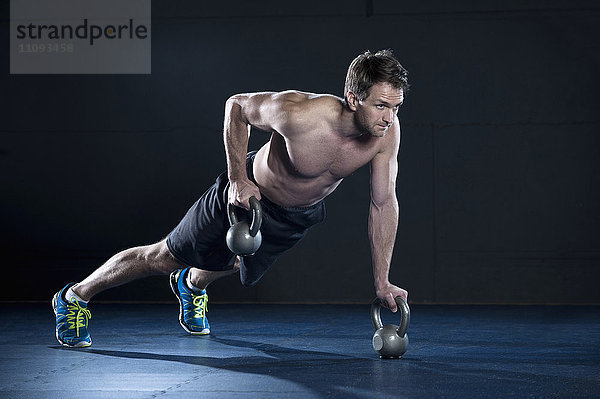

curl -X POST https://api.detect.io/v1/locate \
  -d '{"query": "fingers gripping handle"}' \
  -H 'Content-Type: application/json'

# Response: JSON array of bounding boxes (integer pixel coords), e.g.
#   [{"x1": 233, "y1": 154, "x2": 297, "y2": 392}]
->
[
  {"x1": 371, "y1": 297, "x2": 410, "y2": 337},
  {"x1": 228, "y1": 196, "x2": 263, "y2": 237}
]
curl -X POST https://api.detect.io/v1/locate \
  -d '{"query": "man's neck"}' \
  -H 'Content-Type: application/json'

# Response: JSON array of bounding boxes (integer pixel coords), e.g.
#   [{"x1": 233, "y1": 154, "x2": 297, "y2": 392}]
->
[{"x1": 337, "y1": 100, "x2": 367, "y2": 139}]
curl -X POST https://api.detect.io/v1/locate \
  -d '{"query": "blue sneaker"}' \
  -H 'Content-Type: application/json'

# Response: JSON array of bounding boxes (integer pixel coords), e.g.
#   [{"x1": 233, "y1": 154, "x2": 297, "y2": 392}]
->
[
  {"x1": 170, "y1": 268, "x2": 210, "y2": 335},
  {"x1": 52, "y1": 283, "x2": 92, "y2": 347}
]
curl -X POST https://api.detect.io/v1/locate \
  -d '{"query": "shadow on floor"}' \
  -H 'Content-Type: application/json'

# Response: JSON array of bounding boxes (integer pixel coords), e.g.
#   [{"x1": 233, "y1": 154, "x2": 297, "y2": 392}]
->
[
  {"x1": 49, "y1": 335, "x2": 415, "y2": 398},
  {"x1": 49, "y1": 332, "x2": 599, "y2": 399}
]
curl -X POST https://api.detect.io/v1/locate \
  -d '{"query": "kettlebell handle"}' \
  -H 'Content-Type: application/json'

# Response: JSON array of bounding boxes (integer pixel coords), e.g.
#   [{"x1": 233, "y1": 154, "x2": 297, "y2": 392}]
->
[
  {"x1": 228, "y1": 196, "x2": 263, "y2": 237},
  {"x1": 371, "y1": 296, "x2": 410, "y2": 337}
]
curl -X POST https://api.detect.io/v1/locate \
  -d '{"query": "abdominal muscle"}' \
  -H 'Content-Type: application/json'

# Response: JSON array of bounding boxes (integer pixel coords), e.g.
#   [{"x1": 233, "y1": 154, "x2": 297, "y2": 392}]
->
[{"x1": 252, "y1": 141, "x2": 343, "y2": 208}]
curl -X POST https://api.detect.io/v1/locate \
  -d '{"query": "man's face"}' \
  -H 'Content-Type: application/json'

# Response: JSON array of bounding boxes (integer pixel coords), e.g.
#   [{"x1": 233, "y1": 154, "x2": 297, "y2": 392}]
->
[{"x1": 351, "y1": 82, "x2": 404, "y2": 137}]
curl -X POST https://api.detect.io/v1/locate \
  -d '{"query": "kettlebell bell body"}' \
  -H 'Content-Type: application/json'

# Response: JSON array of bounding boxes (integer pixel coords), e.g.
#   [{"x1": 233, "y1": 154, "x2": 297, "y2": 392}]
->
[
  {"x1": 371, "y1": 296, "x2": 410, "y2": 359},
  {"x1": 226, "y1": 224, "x2": 262, "y2": 255},
  {"x1": 226, "y1": 196, "x2": 263, "y2": 256}
]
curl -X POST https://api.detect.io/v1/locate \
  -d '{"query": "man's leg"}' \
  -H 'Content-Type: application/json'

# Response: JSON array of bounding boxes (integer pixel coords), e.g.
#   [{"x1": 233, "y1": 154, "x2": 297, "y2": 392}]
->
[
  {"x1": 187, "y1": 257, "x2": 241, "y2": 290},
  {"x1": 72, "y1": 238, "x2": 182, "y2": 301},
  {"x1": 53, "y1": 239, "x2": 238, "y2": 346},
  {"x1": 53, "y1": 238, "x2": 183, "y2": 347},
  {"x1": 169, "y1": 257, "x2": 240, "y2": 335}
]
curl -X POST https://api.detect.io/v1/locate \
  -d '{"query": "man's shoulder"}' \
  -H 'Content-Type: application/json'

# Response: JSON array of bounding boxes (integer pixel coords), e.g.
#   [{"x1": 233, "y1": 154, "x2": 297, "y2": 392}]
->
[
  {"x1": 277, "y1": 90, "x2": 343, "y2": 119},
  {"x1": 275, "y1": 90, "x2": 340, "y2": 105}
]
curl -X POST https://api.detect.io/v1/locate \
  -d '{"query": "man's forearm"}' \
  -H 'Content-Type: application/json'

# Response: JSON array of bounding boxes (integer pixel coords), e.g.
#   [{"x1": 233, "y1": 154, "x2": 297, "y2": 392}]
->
[
  {"x1": 368, "y1": 197, "x2": 399, "y2": 291},
  {"x1": 223, "y1": 95, "x2": 251, "y2": 181}
]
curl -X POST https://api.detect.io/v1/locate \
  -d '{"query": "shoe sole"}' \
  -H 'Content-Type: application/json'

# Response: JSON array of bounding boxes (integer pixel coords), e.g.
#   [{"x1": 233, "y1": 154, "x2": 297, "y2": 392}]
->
[
  {"x1": 52, "y1": 291, "x2": 92, "y2": 348},
  {"x1": 170, "y1": 270, "x2": 210, "y2": 335}
]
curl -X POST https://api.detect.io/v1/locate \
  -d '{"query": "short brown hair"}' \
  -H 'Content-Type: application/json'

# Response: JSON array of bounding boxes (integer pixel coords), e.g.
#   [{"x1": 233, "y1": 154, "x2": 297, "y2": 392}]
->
[{"x1": 344, "y1": 49, "x2": 409, "y2": 102}]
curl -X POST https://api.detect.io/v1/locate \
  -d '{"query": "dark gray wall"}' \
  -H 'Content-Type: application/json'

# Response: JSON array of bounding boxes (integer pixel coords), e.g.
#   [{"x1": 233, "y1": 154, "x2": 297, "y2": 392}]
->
[{"x1": 2, "y1": 1, "x2": 599, "y2": 304}]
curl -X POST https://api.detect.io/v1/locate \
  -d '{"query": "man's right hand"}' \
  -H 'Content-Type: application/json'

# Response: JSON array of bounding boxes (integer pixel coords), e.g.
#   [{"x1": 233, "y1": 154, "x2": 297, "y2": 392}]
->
[{"x1": 228, "y1": 178, "x2": 261, "y2": 210}]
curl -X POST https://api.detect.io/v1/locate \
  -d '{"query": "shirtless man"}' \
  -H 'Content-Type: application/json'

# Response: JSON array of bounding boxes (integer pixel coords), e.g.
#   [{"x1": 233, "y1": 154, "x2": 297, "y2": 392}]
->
[{"x1": 53, "y1": 49, "x2": 409, "y2": 347}]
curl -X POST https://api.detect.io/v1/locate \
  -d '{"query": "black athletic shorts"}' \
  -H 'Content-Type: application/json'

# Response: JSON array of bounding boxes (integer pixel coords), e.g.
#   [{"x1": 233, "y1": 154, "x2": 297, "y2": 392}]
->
[{"x1": 166, "y1": 151, "x2": 326, "y2": 287}]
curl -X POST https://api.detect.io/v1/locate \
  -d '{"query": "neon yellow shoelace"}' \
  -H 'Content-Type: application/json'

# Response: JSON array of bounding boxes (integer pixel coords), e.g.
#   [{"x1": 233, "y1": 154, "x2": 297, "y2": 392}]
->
[
  {"x1": 192, "y1": 293, "x2": 208, "y2": 319},
  {"x1": 66, "y1": 298, "x2": 92, "y2": 337}
]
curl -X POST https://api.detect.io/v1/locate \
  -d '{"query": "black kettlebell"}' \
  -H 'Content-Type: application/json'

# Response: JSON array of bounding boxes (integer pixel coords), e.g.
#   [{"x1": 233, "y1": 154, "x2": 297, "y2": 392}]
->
[
  {"x1": 371, "y1": 296, "x2": 410, "y2": 359},
  {"x1": 226, "y1": 196, "x2": 263, "y2": 256}
]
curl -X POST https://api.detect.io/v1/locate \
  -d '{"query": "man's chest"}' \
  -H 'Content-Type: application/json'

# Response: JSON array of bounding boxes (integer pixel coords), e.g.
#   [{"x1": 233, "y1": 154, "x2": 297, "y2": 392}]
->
[{"x1": 282, "y1": 133, "x2": 382, "y2": 179}]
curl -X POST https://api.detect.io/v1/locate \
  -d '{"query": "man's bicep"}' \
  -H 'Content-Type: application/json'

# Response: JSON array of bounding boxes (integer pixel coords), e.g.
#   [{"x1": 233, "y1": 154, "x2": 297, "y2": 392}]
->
[
  {"x1": 370, "y1": 154, "x2": 397, "y2": 206},
  {"x1": 370, "y1": 129, "x2": 400, "y2": 206}
]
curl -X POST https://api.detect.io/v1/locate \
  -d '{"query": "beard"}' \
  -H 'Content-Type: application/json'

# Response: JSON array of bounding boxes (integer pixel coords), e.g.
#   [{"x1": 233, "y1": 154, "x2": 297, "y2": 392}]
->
[
  {"x1": 354, "y1": 114, "x2": 391, "y2": 137},
  {"x1": 354, "y1": 113, "x2": 388, "y2": 137}
]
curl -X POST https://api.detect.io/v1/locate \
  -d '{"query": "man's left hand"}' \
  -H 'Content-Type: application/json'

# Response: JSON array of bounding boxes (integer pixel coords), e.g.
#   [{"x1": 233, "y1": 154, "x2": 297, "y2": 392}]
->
[{"x1": 376, "y1": 283, "x2": 408, "y2": 312}]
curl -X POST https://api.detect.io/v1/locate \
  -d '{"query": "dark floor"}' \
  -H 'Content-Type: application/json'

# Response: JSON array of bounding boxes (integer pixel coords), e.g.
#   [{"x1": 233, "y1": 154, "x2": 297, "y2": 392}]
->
[{"x1": 0, "y1": 303, "x2": 599, "y2": 398}]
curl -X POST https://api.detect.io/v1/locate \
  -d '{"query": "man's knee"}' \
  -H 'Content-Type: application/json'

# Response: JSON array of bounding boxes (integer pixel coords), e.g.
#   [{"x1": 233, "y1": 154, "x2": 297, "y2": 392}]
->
[{"x1": 141, "y1": 239, "x2": 182, "y2": 275}]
